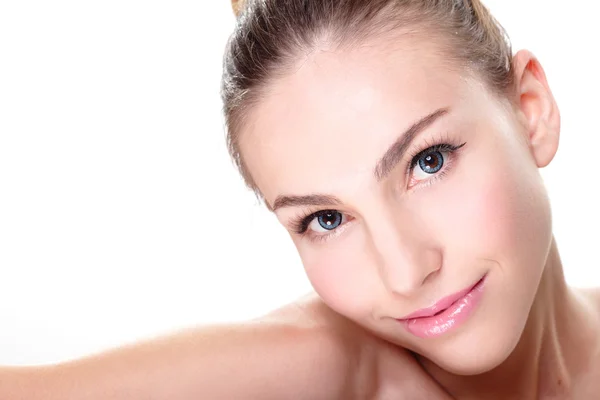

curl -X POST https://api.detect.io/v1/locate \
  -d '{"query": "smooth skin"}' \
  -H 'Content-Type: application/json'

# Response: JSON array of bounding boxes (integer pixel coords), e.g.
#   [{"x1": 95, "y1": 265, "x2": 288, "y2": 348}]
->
[{"x1": 2, "y1": 23, "x2": 600, "y2": 400}]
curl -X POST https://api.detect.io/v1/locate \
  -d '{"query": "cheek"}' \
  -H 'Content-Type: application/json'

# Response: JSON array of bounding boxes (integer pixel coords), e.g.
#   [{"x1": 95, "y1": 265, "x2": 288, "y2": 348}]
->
[
  {"x1": 448, "y1": 173, "x2": 522, "y2": 252},
  {"x1": 296, "y1": 235, "x2": 381, "y2": 320},
  {"x1": 433, "y1": 146, "x2": 551, "y2": 279}
]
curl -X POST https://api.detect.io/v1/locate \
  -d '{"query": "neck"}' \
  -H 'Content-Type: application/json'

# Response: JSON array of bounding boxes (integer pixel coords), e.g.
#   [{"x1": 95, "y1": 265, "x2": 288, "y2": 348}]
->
[{"x1": 421, "y1": 238, "x2": 598, "y2": 399}]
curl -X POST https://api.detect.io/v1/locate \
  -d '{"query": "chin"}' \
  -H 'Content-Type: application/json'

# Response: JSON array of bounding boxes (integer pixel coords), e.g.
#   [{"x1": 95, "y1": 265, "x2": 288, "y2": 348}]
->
[
  {"x1": 417, "y1": 314, "x2": 528, "y2": 376},
  {"x1": 431, "y1": 338, "x2": 517, "y2": 375}
]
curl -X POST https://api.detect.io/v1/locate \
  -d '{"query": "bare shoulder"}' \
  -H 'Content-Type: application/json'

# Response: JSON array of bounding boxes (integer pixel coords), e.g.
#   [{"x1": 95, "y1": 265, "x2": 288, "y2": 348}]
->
[
  {"x1": 580, "y1": 287, "x2": 600, "y2": 305},
  {"x1": 573, "y1": 286, "x2": 600, "y2": 320},
  {"x1": 256, "y1": 293, "x2": 449, "y2": 400},
  {"x1": 251, "y1": 293, "x2": 370, "y2": 399}
]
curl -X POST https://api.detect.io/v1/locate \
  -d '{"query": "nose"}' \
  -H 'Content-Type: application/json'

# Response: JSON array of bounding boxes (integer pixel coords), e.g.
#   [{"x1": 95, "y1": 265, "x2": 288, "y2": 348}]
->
[{"x1": 368, "y1": 211, "x2": 442, "y2": 297}]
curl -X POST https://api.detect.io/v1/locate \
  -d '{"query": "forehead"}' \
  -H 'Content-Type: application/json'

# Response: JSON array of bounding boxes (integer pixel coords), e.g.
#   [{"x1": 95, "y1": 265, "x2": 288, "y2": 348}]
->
[{"x1": 239, "y1": 39, "x2": 474, "y2": 203}]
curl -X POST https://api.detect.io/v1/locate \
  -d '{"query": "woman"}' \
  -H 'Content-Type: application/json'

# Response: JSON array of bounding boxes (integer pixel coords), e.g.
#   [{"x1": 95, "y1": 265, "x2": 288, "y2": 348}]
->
[{"x1": 1, "y1": 0, "x2": 598, "y2": 398}]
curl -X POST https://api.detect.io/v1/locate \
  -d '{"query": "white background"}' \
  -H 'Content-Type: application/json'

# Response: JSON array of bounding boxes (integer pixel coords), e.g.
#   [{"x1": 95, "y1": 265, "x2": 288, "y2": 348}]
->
[{"x1": 0, "y1": 1, "x2": 598, "y2": 365}]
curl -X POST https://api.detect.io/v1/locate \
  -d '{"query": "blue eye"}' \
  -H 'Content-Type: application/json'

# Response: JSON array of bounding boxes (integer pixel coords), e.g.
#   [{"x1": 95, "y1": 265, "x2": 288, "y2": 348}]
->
[
  {"x1": 417, "y1": 150, "x2": 444, "y2": 174},
  {"x1": 316, "y1": 211, "x2": 342, "y2": 231}
]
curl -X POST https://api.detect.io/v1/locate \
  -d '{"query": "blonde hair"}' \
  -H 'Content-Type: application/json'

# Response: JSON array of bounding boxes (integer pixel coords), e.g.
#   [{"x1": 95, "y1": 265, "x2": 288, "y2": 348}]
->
[{"x1": 222, "y1": 0, "x2": 514, "y2": 197}]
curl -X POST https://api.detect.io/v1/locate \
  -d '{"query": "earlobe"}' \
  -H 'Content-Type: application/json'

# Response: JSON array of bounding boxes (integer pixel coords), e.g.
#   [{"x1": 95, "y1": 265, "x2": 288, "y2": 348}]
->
[{"x1": 512, "y1": 50, "x2": 561, "y2": 168}]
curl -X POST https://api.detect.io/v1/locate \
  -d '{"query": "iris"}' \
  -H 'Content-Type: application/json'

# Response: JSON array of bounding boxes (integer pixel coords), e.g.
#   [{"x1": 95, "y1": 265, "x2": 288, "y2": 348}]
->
[
  {"x1": 317, "y1": 211, "x2": 343, "y2": 230},
  {"x1": 418, "y1": 151, "x2": 444, "y2": 174}
]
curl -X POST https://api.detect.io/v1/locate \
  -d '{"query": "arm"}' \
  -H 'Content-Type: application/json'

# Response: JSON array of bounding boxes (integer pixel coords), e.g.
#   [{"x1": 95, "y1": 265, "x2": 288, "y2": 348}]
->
[{"x1": 0, "y1": 320, "x2": 355, "y2": 400}]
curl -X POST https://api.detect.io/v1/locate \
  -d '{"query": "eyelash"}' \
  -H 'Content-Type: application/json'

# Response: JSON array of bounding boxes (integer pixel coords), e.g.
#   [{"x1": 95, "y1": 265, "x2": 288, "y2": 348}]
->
[
  {"x1": 290, "y1": 137, "x2": 467, "y2": 243},
  {"x1": 290, "y1": 209, "x2": 345, "y2": 241}
]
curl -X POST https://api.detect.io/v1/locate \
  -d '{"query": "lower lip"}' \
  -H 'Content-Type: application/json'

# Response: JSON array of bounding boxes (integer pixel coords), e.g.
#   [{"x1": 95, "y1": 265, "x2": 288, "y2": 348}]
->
[{"x1": 400, "y1": 276, "x2": 486, "y2": 339}]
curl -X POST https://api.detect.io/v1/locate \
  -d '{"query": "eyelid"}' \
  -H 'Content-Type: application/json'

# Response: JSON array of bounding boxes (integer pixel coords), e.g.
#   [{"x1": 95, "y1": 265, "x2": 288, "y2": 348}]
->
[
  {"x1": 290, "y1": 208, "x2": 348, "y2": 233},
  {"x1": 406, "y1": 132, "x2": 461, "y2": 164},
  {"x1": 300, "y1": 212, "x2": 354, "y2": 244},
  {"x1": 405, "y1": 140, "x2": 465, "y2": 179},
  {"x1": 406, "y1": 142, "x2": 465, "y2": 191},
  {"x1": 290, "y1": 137, "x2": 466, "y2": 243}
]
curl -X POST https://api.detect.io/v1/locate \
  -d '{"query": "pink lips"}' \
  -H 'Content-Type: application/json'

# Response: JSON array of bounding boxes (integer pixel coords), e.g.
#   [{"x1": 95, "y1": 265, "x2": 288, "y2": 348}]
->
[{"x1": 398, "y1": 275, "x2": 486, "y2": 338}]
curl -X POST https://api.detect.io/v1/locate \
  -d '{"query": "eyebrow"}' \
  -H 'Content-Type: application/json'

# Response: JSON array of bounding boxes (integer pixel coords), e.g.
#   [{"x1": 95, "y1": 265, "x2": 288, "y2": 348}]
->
[
  {"x1": 269, "y1": 107, "x2": 450, "y2": 212},
  {"x1": 374, "y1": 107, "x2": 449, "y2": 180}
]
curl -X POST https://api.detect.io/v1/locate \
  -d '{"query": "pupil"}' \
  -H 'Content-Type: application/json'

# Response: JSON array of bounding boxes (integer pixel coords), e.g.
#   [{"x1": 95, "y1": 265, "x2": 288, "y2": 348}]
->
[
  {"x1": 419, "y1": 151, "x2": 443, "y2": 173},
  {"x1": 318, "y1": 211, "x2": 342, "y2": 230},
  {"x1": 425, "y1": 155, "x2": 438, "y2": 168}
]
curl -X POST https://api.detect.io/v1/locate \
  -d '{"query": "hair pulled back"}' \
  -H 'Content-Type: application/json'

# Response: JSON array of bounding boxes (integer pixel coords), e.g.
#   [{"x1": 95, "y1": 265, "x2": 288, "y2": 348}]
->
[{"x1": 222, "y1": 0, "x2": 514, "y2": 195}]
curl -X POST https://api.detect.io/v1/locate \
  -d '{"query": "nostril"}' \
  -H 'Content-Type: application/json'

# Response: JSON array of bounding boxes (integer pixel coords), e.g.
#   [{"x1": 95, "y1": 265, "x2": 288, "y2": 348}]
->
[{"x1": 422, "y1": 266, "x2": 441, "y2": 286}]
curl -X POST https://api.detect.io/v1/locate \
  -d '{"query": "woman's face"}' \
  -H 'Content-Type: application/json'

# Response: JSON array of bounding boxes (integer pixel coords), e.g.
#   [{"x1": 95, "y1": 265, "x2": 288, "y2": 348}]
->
[{"x1": 239, "y1": 38, "x2": 555, "y2": 375}]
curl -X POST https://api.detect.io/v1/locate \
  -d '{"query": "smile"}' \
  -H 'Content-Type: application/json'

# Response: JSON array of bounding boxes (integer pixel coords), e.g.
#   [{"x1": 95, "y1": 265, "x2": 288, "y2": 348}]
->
[{"x1": 397, "y1": 274, "x2": 487, "y2": 338}]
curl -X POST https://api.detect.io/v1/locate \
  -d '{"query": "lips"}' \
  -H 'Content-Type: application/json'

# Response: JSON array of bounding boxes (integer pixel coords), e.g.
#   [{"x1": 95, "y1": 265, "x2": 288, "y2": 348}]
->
[
  {"x1": 397, "y1": 275, "x2": 487, "y2": 339},
  {"x1": 399, "y1": 278, "x2": 483, "y2": 320}
]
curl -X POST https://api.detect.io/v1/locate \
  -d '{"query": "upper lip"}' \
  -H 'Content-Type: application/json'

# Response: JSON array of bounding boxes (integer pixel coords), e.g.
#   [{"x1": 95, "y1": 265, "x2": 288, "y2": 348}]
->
[{"x1": 398, "y1": 277, "x2": 483, "y2": 320}]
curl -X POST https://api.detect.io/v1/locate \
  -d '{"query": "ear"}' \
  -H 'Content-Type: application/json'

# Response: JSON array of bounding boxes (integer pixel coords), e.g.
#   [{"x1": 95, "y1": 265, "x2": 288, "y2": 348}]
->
[{"x1": 512, "y1": 50, "x2": 561, "y2": 168}]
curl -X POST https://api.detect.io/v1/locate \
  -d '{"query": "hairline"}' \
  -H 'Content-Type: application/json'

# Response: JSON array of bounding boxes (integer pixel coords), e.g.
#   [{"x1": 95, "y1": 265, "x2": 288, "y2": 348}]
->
[{"x1": 228, "y1": 19, "x2": 515, "y2": 203}]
